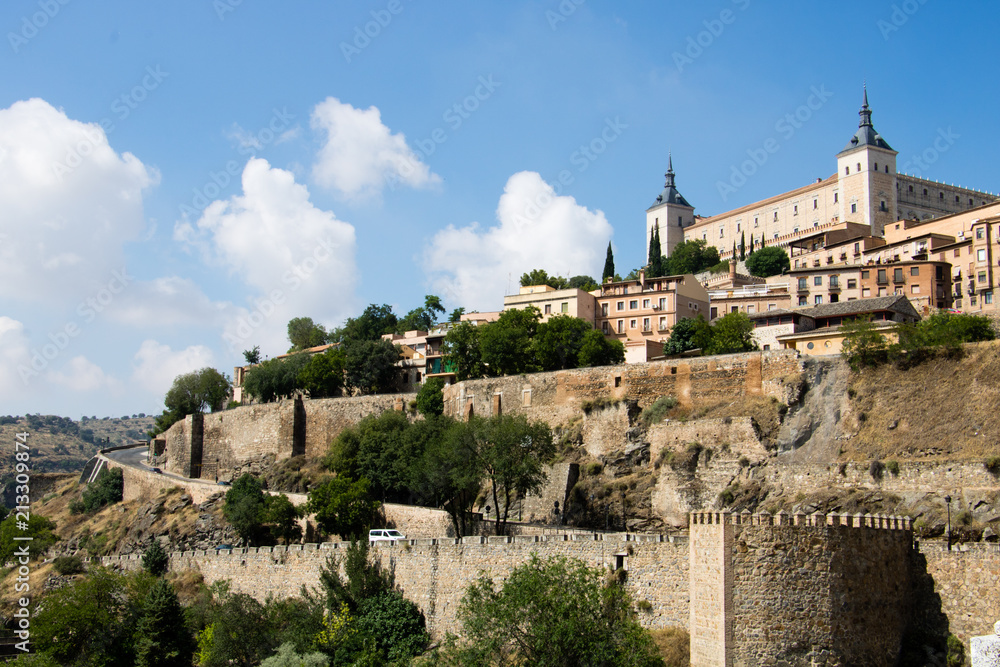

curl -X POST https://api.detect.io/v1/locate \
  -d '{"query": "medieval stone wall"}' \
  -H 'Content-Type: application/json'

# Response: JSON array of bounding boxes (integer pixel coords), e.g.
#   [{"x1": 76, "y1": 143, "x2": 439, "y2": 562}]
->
[{"x1": 921, "y1": 542, "x2": 1000, "y2": 647}]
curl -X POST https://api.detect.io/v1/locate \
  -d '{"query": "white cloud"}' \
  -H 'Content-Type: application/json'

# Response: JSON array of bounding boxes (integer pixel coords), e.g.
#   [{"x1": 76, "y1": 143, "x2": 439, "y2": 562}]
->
[
  {"x1": 311, "y1": 97, "x2": 440, "y2": 200},
  {"x1": 107, "y1": 276, "x2": 236, "y2": 329},
  {"x1": 0, "y1": 317, "x2": 32, "y2": 397},
  {"x1": 48, "y1": 356, "x2": 117, "y2": 392},
  {"x1": 174, "y1": 158, "x2": 358, "y2": 352},
  {"x1": 423, "y1": 171, "x2": 614, "y2": 309},
  {"x1": 131, "y1": 340, "x2": 216, "y2": 396},
  {"x1": 0, "y1": 98, "x2": 158, "y2": 302}
]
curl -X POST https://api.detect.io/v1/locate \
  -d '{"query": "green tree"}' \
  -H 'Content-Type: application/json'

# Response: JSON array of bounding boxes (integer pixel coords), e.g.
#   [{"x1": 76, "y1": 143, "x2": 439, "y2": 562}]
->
[
  {"x1": 663, "y1": 315, "x2": 713, "y2": 356},
  {"x1": 333, "y1": 304, "x2": 398, "y2": 343},
  {"x1": 287, "y1": 317, "x2": 329, "y2": 352},
  {"x1": 242, "y1": 346, "x2": 261, "y2": 365},
  {"x1": 415, "y1": 377, "x2": 446, "y2": 416},
  {"x1": 261, "y1": 643, "x2": 329, "y2": 667},
  {"x1": 739, "y1": 230, "x2": 746, "y2": 260},
  {"x1": 744, "y1": 246, "x2": 790, "y2": 277},
  {"x1": 441, "y1": 321, "x2": 486, "y2": 380},
  {"x1": 199, "y1": 591, "x2": 276, "y2": 667},
  {"x1": 648, "y1": 224, "x2": 663, "y2": 278},
  {"x1": 457, "y1": 414, "x2": 554, "y2": 535},
  {"x1": 705, "y1": 312, "x2": 757, "y2": 355},
  {"x1": 602, "y1": 242, "x2": 615, "y2": 282},
  {"x1": 0, "y1": 513, "x2": 58, "y2": 564},
  {"x1": 71, "y1": 467, "x2": 124, "y2": 514},
  {"x1": 319, "y1": 540, "x2": 395, "y2": 614},
  {"x1": 568, "y1": 275, "x2": 600, "y2": 291},
  {"x1": 223, "y1": 474, "x2": 266, "y2": 546},
  {"x1": 152, "y1": 368, "x2": 232, "y2": 435},
  {"x1": 533, "y1": 315, "x2": 591, "y2": 371},
  {"x1": 356, "y1": 592, "x2": 429, "y2": 663},
  {"x1": 134, "y1": 578, "x2": 195, "y2": 667},
  {"x1": 263, "y1": 493, "x2": 302, "y2": 544},
  {"x1": 520, "y1": 269, "x2": 568, "y2": 289},
  {"x1": 397, "y1": 295, "x2": 446, "y2": 332},
  {"x1": 479, "y1": 307, "x2": 541, "y2": 376},
  {"x1": 662, "y1": 239, "x2": 720, "y2": 276},
  {"x1": 32, "y1": 567, "x2": 153, "y2": 667},
  {"x1": 141, "y1": 540, "x2": 169, "y2": 576},
  {"x1": 343, "y1": 338, "x2": 400, "y2": 395},
  {"x1": 409, "y1": 421, "x2": 481, "y2": 536},
  {"x1": 577, "y1": 329, "x2": 625, "y2": 367},
  {"x1": 443, "y1": 554, "x2": 663, "y2": 667},
  {"x1": 298, "y1": 347, "x2": 345, "y2": 398},
  {"x1": 307, "y1": 476, "x2": 380, "y2": 540},
  {"x1": 242, "y1": 354, "x2": 310, "y2": 403},
  {"x1": 449, "y1": 307, "x2": 465, "y2": 322},
  {"x1": 841, "y1": 316, "x2": 889, "y2": 370}
]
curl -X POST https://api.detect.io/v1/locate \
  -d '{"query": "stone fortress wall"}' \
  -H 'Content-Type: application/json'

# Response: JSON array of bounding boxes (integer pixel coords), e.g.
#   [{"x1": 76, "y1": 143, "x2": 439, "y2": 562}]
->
[{"x1": 96, "y1": 512, "x2": 1000, "y2": 666}]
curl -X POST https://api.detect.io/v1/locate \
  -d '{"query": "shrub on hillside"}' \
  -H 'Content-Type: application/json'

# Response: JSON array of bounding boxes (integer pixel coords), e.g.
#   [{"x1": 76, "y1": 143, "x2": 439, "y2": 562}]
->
[
  {"x1": 984, "y1": 456, "x2": 1000, "y2": 477},
  {"x1": 70, "y1": 468, "x2": 124, "y2": 515},
  {"x1": 639, "y1": 396, "x2": 679, "y2": 428},
  {"x1": 52, "y1": 555, "x2": 85, "y2": 576}
]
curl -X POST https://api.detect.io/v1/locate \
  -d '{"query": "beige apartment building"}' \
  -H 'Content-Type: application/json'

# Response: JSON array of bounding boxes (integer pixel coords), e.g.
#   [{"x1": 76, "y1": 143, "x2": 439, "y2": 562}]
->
[
  {"x1": 502, "y1": 285, "x2": 597, "y2": 324},
  {"x1": 595, "y1": 272, "x2": 709, "y2": 362},
  {"x1": 647, "y1": 88, "x2": 997, "y2": 262}
]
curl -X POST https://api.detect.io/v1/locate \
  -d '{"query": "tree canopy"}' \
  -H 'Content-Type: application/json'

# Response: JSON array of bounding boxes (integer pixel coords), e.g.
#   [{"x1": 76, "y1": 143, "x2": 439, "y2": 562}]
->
[
  {"x1": 287, "y1": 317, "x2": 329, "y2": 352},
  {"x1": 661, "y1": 238, "x2": 720, "y2": 276},
  {"x1": 663, "y1": 315, "x2": 713, "y2": 356},
  {"x1": 306, "y1": 476, "x2": 380, "y2": 540},
  {"x1": 153, "y1": 367, "x2": 231, "y2": 435},
  {"x1": 602, "y1": 242, "x2": 615, "y2": 282},
  {"x1": 744, "y1": 246, "x2": 790, "y2": 277},
  {"x1": 705, "y1": 311, "x2": 758, "y2": 355}
]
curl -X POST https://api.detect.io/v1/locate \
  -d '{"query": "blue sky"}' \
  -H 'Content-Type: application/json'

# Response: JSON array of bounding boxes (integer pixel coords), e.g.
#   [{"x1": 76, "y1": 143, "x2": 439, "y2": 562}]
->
[{"x1": 1, "y1": 1, "x2": 997, "y2": 418}]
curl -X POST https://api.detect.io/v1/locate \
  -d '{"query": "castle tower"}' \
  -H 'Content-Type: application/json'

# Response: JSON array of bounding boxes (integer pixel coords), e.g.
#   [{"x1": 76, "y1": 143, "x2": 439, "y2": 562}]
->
[
  {"x1": 835, "y1": 86, "x2": 898, "y2": 237},
  {"x1": 647, "y1": 154, "x2": 695, "y2": 261}
]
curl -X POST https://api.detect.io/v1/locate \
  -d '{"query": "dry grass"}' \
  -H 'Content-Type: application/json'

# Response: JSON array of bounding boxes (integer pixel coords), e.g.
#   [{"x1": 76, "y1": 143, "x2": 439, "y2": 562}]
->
[
  {"x1": 680, "y1": 394, "x2": 788, "y2": 443},
  {"x1": 650, "y1": 626, "x2": 690, "y2": 667},
  {"x1": 841, "y1": 340, "x2": 1000, "y2": 461}
]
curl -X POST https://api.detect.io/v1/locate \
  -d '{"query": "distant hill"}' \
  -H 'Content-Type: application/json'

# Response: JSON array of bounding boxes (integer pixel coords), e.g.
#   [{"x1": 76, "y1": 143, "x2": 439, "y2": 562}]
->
[{"x1": 0, "y1": 413, "x2": 156, "y2": 476}]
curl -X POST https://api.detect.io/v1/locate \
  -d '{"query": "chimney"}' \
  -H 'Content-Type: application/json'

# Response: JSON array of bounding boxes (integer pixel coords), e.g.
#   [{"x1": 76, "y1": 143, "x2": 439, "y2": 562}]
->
[
  {"x1": 639, "y1": 268, "x2": 645, "y2": 287},
  {"x1": 729, "y1": 258, "x2": 737, "y2": 281}
]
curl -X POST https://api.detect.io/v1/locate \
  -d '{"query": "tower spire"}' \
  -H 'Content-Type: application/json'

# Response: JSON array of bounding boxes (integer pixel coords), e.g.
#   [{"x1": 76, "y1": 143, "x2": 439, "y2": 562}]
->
[
  {"x1": 859, "y1": 83, "x2": 873, "y2": 128},
  {"x1": 664, "y1": 152, "x2": 676, "y2": 188}
]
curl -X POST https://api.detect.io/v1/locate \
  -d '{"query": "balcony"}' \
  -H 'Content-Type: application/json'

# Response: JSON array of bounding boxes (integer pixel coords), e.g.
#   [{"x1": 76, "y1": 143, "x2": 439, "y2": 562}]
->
[
  {"x1": 796, "y1": 283, "x2": 810, "y2": 293},
  {"x1": 828, "y1": 282, "x2": 841, "y2": 291},
  {"x1": 892, "y1": 274, "x2": 906, "y2": 284}
]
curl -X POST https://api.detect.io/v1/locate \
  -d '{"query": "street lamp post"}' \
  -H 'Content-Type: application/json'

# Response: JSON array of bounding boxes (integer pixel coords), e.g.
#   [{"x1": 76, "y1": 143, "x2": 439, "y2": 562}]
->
[{"x1": 944, "y1": 495, "x2": 952, "y2": 551}]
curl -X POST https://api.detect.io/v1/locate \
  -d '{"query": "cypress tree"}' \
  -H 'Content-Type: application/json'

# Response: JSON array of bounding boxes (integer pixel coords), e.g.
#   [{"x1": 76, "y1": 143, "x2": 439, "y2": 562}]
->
[
  {"x1": 134, "y1": 579, "x2": 194, "y2": 667},
  {"x1": 739, "y1": 231, "x2": 746, "y2": 261},
  {"x1": 732, "y1": 241, "x2": 737, "y2": 260},
  {"x1": 748, "y1": 235, "x2": 755, "y2": 256},
  {"x1": 602, "y1": 242, "x2": 615, "y2": 282},
  {"x1": 648, "y1": 225, "x2": 663, "y2": 278}
]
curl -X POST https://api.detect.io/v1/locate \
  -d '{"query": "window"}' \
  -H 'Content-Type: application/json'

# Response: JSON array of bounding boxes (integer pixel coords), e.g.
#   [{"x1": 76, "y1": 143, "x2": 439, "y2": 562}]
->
[
  {"x1": 642, "y1": 298, "x2": 650, "y2": 308},
  {"x1": 798, "y1": 277, "x2": 807, "y2": 289},
  {"x1": 851, "y1": 203, "x2": 857, "y2": 214},
  {"x1": 642, "y1": 317, "x2": 651, "y2": 331},
  {"x1": 561, "y1": 302, "x2": 568, "y2": 313},
  {"x1": 814, "y1": 295, "x2": 823, "y2": 305},
  {"x1": 854, "y1": 242, "x2": 860, "y2": 254},
  {"x1": 710, "y1": 307, "x2": 718, "y2": 319},
  {"x1": 798, "y1": 296, "x2": 808, "y2": 306},
  {"x1": 861, "y1": 270, "x2": 870, "y2": 279},
  {"x1": 911, "y1": 285, "x2": 921, "y2": 294},
  {"x1": 629, "y1": 319, "x2": 637, "y2": 329},
  {"x1": 954, "y1": 249, "x2": 960, "y2": 258},
  {"x1": 923, "y1": 188, "x2": 928, "y2": 196},
  {"x1": 544, "y1": 304, "x2": 552, "y2": 315},
  {"x1": 659, "y1": 317, "x2": 667, "y2": 330},
  {"x1": 617, "y1": 320, "x2": 624, "y2": 334},
  {"x1": 737, "y1": 221, "x2": 741, "y2": 231},
  {"x1": 910, "y1": 266, "x2": 919, "y2": 276},
  {"x1": 847, "y1": 279, "x2": 857, "y2": 289},
  {"x1": 793, "y1": 205, "x2": 798, "y2": 215},
  {"x1": 629, "y1": 299, "x2": 638, "y2": 309},
  {"x1": 834, "y1": 192, "x2": 839, "y2": 203},
  {"x1": 857, "y1": 162, "x2": 861, "y2": 172},
  {"x1": 908, "y1": 185, "x2": 913, "y2": 193},
  {"x1": 720, "y1": 227, "x2": 725, "y2": 238},
  {"x1": 747, "y1": 305, "x2": 755, "y2": 314},
  {"x1": 768, "y1": 303, "x2": 777, "y2": 310},
  {"x1": 616, "y1": 301, "x2": 625, "y2": 311},
  {"x1": 754, "y1": 216, "x2": 759, "y2": 228},
  {"x1": 862, "y1": 288, "x2": 871, "y2": 297},
  {"x1": 978, "y1": 272, "x2": 987, "y2": 283},
  {"x1": 830, "y1": 276, "x2": 839, "y2": 287},
  {"x1": 977, "y1": 228, "x2": 985, "y2": 239},
  {"x1": 978, "y1": 249, "x2": 987, "y2": 262},
  {"x1": 939, "y1": 192, "x2": 944, "y2": 200},
  {"x1": 880, "y1": 200, "x2": 887, "y2": 211},
  {"x1": 874, "y1": 162, "x2": 878, "y2": 171},
  {"x1": 602, "y1": 322, "x2": 609, "y2": 334},
  {"x1": 814, "y1": 276, "x2": 822, "y2": 286},
  {"x1": 602, "y1": 303, "x2": 609, "y2": 316},
  {"x1": 658, "y1": 297, "x2": 666, "y2": 310},
  {"x1": 878, "y1": 269, "x2": 887, "y2": 284},
  {"x1": 830, "y1": 294, "x2": 839, "y2": 303},
  {"x1": 845, "y1": 166, "x2": 849, "y2": 175},
  {"x1": 813, "y1": 199, "x2": 818, "y2": 210},
  {"x1": 970, "y1": 198, "x2": 974, "y2": 206},
  {"x1": 955, "y1": 195, "x2": 960, "y2": 203},
  {"x1": 731, "y1": 306, "x2": 739, "y2": 313},
  {"x1": 893, "y1": 268, "x2": 904, "y2": 282},
  {"x1": 986, "y1": 291, "x2": 994, "y2": 305},
  {"x1": 773, "y1": 211, "x2": 778, "y2": 221}
]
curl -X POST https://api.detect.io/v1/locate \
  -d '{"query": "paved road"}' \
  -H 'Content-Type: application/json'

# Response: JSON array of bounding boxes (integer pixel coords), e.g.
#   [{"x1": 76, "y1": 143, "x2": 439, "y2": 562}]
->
[{"x1": 103, "y1": 445, "x2": 216, "y2": 486}]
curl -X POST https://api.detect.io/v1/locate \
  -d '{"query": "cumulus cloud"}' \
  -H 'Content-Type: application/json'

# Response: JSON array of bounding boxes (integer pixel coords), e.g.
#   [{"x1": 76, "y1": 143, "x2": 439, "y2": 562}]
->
[
  {"x1": 48, "y1": 356, "x2": 117, "y2": 392},
  {"x1": 311, "y1": 97, "x2": 440, "y2": 200},
  {"x1": 0, "y1": 317, "x2": 32, "y2": 396},
  {"x1": 0, "y1": 98, "x2": 158, "y2": 302},
  {"x1": 107, "y1": 275, "x2": 236, "y2": 329},
  {"x1": 174, "y1": 158, "x2": 357, "y2": 352},
  {"x1": 423, "y1": 171, "x2": 614, "y2": 309},
  {"x1": 131, "y1": 340, "x2": 216, "y2": 396}
]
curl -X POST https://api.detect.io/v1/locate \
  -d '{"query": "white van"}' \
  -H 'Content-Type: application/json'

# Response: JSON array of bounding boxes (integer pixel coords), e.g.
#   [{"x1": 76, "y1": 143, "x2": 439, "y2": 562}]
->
[{"x1": 368, "y1": 529, "x2": 406, "y2": 543}]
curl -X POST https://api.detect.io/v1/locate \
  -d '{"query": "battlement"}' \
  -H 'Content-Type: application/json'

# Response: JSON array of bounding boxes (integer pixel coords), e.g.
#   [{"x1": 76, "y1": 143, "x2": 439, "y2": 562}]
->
[{"x1": 689, "y1": 509, "x2": 912, "y2": 531}]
